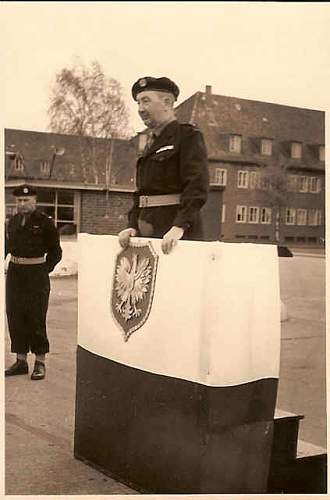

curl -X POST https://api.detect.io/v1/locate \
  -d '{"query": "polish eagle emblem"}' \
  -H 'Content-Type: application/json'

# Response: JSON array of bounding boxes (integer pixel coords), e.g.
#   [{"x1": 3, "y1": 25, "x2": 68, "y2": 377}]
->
[{"x1": 111, "y1": 242, "x2": 158, "y2": 341}]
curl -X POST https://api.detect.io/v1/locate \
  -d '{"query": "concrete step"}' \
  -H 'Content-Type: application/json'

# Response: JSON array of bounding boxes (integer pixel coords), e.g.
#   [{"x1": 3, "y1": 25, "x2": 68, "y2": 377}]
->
[
  {"x1": 268, "y1": 409, "x2": 327, "y2": 493},
  {"x1": 271, "y1": 409, "x2": 304, "y2": 465}
]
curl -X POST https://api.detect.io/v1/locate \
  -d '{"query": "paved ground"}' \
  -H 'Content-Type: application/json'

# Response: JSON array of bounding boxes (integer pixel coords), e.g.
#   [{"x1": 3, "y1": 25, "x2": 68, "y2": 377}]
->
[
  {"x1": 277, "y1": 253, "x2": 326, "y2": 447},
  {"x1": 5, "y1": 253, "x2": 326, "y2": 495}
]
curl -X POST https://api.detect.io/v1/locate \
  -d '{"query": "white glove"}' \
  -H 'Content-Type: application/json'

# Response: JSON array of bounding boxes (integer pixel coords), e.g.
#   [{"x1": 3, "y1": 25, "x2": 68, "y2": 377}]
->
[
  {"x1": 118, "y1": 228, "x2": 137, "y2": 249},
  {"x1": 161, "y1": 226, "x2": 184, "y2": 255}
]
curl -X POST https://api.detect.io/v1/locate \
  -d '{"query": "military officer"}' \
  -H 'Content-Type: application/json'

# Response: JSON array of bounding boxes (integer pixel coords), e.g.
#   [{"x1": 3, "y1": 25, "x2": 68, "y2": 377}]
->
[
  {"x1": 5, "y1": 184, "x2": 62, "y2": 380},
  {"x1": 118, "y1": 76, "x2": 209, "y2": 254}
]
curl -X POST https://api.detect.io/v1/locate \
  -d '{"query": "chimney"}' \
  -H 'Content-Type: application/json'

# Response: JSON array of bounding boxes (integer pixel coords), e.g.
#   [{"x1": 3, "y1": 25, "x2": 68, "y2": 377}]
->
[{"x1": 205, "y1": 85, "x2": 212, "y2": 96}]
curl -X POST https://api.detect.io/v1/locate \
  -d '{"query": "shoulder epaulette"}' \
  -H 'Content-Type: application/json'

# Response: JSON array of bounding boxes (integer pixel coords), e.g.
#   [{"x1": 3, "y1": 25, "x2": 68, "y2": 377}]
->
[
  {"x1": 180, "y1": 122, "x2": 201, "y2": 132},
  {"x1": 37, "y1": 210, "x2": 53, "y2": 221}
]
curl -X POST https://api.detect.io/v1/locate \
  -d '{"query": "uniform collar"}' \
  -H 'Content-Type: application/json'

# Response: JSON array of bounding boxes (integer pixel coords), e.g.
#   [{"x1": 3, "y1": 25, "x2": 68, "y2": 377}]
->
[{"x1": 150, "y1": 118, "x2": 177, "y2": 138}]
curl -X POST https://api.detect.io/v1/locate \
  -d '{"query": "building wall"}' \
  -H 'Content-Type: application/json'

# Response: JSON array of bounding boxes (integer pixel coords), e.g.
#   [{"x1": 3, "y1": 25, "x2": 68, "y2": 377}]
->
[
  {"x1": 80, "y1": 190, "x2": 133, "y2": 235},
  {"x1": 209, "y1": 162, "x2": 325, "y2": 246}
]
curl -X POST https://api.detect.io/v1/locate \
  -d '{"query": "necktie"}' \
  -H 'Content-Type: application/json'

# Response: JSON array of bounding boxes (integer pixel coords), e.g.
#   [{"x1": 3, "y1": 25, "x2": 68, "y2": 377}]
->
[{"x1": 144, "y1": 132, "x2": 156, "y2": 153}]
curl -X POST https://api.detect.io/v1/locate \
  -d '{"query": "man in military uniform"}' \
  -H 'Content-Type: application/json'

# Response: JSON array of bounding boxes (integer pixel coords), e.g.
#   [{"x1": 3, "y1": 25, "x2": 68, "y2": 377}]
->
[
  {"x1": 5, "y1": 185, "x2": 62, "y2": 380},
  {"x1": 118, "y1": 76, "x2": 209, "y2": 254}
]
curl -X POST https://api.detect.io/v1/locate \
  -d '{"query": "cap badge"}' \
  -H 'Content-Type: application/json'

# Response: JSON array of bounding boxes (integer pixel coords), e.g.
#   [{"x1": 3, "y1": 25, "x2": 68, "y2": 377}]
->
[
  {"x1": 139, "y1": 78, "x2": 147, "y2": 87},
  {"x1": 23, "y1": 188, "x2": 28, "y2": 194}
]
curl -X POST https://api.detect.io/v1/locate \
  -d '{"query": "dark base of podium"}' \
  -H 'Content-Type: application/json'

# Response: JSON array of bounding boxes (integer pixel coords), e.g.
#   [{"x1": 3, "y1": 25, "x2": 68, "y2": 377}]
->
[{"x1": 74, "y1": 346, "x2": 278, "y2": 494}]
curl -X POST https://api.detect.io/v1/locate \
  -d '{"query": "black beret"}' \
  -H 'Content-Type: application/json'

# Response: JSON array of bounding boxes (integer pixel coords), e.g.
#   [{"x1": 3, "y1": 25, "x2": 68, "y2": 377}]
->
[
  {"x1": 132, "y1": 76, "x2": 180, "y2": 101},
  {"x1": 13, "y1": 184, "x2": 37, "y2": 197}
]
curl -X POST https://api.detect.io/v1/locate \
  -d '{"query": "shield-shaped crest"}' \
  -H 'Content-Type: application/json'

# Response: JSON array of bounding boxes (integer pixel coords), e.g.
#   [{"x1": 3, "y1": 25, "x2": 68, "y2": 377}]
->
[{"x1": 111, "y1": 241, "x2": 159, "y2": 342}]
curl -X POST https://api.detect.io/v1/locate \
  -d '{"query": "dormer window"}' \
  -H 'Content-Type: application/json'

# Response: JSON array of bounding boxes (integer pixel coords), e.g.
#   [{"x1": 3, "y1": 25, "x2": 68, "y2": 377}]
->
[
  {"x1": 14, "y1": 154, "x2": 24, "y2": 172},
  {"x1": 260, "y1": 138, "x2": 272, "y2": 156},
  {"x1": 291, "y1": 142, "x2": 302, "y2": 159},
  {"x1": 319, "y1": 145, "x2": 325, "y2": 161},
  {"x1": 40, "y1": 160, "x2": 50, "y2": 175},
  {"x1": 229, "y1": 134, "x2": 241, "y2": 154}
]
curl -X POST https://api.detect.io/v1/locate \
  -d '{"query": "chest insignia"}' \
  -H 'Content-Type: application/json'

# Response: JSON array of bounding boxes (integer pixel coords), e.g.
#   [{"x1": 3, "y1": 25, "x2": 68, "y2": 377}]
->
[{"x1": 155, "y1": 145, "x2": 174, "y2": 153}]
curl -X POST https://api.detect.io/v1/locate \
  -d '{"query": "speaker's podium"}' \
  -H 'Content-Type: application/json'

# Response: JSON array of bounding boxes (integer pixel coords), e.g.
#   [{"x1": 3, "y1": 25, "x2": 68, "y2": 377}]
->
[{"x1": 74, "y1": 234, "x2": 280, "y2": 494}]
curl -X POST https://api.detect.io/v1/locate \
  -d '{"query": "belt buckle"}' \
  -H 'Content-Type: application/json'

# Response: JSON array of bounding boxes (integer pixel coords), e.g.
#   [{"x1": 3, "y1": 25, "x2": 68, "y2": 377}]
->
[{"x1": 140, "y1": 195, "x2": 148, "y2": 208}]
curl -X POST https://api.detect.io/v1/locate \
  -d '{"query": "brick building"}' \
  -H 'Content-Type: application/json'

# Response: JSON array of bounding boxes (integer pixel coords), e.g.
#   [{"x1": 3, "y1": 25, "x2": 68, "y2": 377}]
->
[
  {"x1": 5, "y1": 128, "x2": 138, "y2": 236},
  {"x1": 175, "y1": 86, "x2": 325, "y2": 246},
  {"x1": 5, "y1": 88, "x2": 325, "y2": 246}
]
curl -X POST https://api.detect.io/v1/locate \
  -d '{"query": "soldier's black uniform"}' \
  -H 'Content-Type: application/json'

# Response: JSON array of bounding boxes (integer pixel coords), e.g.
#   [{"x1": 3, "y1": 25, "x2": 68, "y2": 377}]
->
[
  {"x1": 128, "y1": 119, "x2": 209, "y2": 240},
  {"x1": 5, "y1": 209, "x2": 62, "y2": 355}
]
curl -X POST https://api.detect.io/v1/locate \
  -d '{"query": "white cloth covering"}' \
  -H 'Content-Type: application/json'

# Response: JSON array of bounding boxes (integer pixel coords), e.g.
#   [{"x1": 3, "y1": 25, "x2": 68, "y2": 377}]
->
[{"x1": 78, "y1": 234, "x2": 280, "y2": 387}]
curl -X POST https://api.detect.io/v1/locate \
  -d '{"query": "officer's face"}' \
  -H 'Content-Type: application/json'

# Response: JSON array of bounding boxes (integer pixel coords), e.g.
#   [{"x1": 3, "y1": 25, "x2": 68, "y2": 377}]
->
[
  {"x1": 16, "y1": 196, "x2": 37, "y2": 214},
  {"x1": 137, "y1": 91, "x2": 168, "y2": 128}
]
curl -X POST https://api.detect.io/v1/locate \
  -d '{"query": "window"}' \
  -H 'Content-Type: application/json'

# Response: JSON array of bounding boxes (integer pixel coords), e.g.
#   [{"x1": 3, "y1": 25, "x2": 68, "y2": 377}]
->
[
  {"x1": 40, "y1": 160, "x2": 50, "y2": 175},
  {"x1": 259, "y1": 176, "x2": 269, "y2": 191},
  {"x1": 319, "y1": 145, "x2": 325, "y2": 162},
  {"x1": 14, "y1": 154, "x2": 24, "y2": 172},
  {"x1": 260, "y1": 139, "x2": 272, "y2": 156},
  {"x1": 309, "y1": 177, "x2": 321, "y2": 193},
  {"x1": 250, "y1": 171, "x2": 257, "y2": 189},
  {"x1": 249, "y1": 171, "x2": 261, "y2": 190},
  {"x1": 287, "y1": 175, "x2": 298, "y2": 192},
  {"x1": 260, "y1": 207, "x2": 272, "y2": 224},
  {"x1": 297, "y1": 209, "x2": 307, "y2": 226},
  {"x1": 221, "y1": 204, "x2": 226, "y2": 223},
  {"x1": 248, "y1": 207, "x2": 259, "y2": 224},
  {"x1": 291, "y1": 142, "x2": 302, "y2": 159},
  {"x1": 308, "y1": 209, "x2": 322, "y2": 226},
  {"x1": 297, "y1": 176, "x2": 309, "y2": 192},
  {"x1": 236, "y1": 205, "x2": 247, "y2": 223},
  {"x1": 237, "y1": 170, "x2": 249, "y2": 188},
  {"x1": 285, "y1": 208, "x2": 296, "y2": 225},
  {"x1": 213, "y1": 168, "x2": 227, "y2": 186},
  {"x1": 229, "y1": 135, "x2": 242, "y2": 154},
  {"x1": 36, "y1": 188, "x2": 77, "y2": 235}
]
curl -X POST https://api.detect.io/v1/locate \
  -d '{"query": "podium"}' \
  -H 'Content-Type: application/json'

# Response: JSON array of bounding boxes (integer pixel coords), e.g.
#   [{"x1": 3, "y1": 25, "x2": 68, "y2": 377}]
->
[{"x1": 74, "y1": 234, "x2": 280, "y2": 493}]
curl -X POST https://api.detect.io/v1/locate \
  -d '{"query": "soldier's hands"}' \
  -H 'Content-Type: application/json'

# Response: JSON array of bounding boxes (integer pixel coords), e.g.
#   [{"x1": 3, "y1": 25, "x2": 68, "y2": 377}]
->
[
  {"x1": 161, "y1": 226, "x2": 184, "y2": 255},
  {"x1": 118, "y1": 228, "x2": 137, "y2": 249}
]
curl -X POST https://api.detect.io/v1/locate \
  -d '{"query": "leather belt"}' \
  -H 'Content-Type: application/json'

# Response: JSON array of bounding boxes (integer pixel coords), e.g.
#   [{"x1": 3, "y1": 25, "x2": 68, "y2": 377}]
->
[
  {"x1": 139, "y1": 193, "x2": 181, "y2": 208},
  {"x1": 11, "y1": 256, "x2": 46, "y2": 265}
]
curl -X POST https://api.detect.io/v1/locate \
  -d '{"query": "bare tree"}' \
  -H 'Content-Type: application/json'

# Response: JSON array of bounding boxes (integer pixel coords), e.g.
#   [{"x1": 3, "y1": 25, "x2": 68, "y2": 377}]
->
[
  {"x1": 47, "y1": 60, "x2": 133, "y2": 185},
  {"x1": 48, "y1": 59, "x2": 131, "y2": 139},
  {"x1": 259, "y1": 164, "x2": 289, "y2": 244}
]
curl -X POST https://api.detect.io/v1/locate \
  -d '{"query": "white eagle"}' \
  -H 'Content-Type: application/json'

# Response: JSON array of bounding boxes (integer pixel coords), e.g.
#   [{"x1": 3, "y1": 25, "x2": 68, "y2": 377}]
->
[{"x1": 115, "y1": 253, "x2": 152, "y2": 321}]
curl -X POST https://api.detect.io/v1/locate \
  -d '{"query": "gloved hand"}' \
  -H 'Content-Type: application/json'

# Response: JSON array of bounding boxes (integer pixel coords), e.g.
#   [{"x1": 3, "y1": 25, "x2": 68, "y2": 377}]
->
[
  {"x1": 161, "y1": 226, "x2": 184, "y2": 255},
  {"x1": 118, "y1": 228, "x2": 137, "y2": 249}
]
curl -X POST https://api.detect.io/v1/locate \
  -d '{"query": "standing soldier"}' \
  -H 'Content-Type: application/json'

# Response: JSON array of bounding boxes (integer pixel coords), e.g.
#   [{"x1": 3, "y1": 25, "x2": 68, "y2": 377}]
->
[
  {"x1": 118, "y1": 76, "x2": 209, "y2": 254},
  {"x1": 5, "y1": 185, "x2": 62, "y2": 380}
]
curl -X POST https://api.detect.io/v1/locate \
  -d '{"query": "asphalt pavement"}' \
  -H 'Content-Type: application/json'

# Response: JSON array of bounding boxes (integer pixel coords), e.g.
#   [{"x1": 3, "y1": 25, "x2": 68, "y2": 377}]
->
[{"x1": 4, "y1": 253, "x2": 326, "y2": 495}]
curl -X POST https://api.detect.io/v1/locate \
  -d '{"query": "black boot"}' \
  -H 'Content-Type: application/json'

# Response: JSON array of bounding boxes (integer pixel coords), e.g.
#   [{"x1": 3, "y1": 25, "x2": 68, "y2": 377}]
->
[
  {"x1": 5, "y1": 360, "x2": 29, "y2": 377},
  {"x1": 31, "y1": 360, "x2": 46, "y2": 380}
]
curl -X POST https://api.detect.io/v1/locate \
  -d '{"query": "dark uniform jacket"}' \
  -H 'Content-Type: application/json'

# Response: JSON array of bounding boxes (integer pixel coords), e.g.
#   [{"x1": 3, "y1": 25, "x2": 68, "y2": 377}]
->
[
  {"x1": 128, "y1": 120, "x2": 209, "y2": 240},
  {"x1": 5, "y1": 209, "x2": 62, "y2": 273}
]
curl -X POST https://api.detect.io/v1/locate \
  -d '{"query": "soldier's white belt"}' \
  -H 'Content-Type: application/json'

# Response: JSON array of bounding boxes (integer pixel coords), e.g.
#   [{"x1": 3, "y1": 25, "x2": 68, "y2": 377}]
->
[
  {"x1": 11, "y1": 256, "x2": 46, "y2": 265},
  {"x1": 139, "y1": 194, "x2": 181, "y2": 208}
]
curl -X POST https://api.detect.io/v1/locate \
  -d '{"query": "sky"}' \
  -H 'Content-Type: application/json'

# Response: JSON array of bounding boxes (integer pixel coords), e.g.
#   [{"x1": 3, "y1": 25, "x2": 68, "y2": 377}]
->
[{"x1": 1, "y1": 2, "x2": 330, "y2": 136}]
